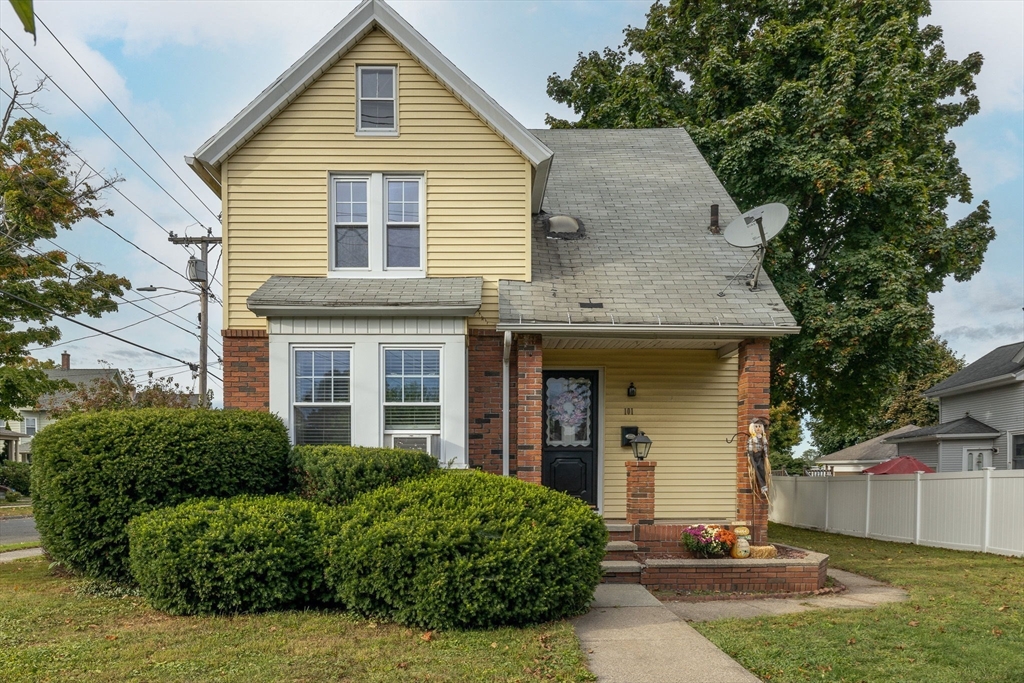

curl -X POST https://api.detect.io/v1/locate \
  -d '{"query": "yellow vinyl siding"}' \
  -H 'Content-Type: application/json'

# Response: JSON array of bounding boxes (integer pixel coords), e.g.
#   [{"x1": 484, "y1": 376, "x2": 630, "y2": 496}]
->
[
  {"x1": 543, "y1": 348, "x2": 738, "y2": 520},
  {"x1": 222, "y1": 29, "x2": 531, "y2": 330}
]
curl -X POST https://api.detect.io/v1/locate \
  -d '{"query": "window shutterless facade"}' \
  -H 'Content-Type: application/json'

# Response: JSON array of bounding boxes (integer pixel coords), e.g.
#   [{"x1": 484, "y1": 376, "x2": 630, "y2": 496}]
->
[
  {"x1": 356, "y1": 65, "x2": 397, "y2": 133},
  {"x1": 383, "y1": 347, "x2": 441, "y2": 434},
  {"x1": 331, "y1": 173, "x2": 424, "y2": 277},
  {"x1": 24, "y1": 417, "x2": 36, "y2": 436},
  {"x1": 292, "y1": 349, "x2": 352, "y2": 445}
]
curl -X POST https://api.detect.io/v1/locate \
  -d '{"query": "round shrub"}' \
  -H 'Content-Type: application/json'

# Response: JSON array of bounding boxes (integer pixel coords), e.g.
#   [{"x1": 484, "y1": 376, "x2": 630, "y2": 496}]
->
[
  {"x1": 0, "y1": 460, "x2": 31, "y2": 496},
  {"x1": 31, "y1": 408, "x2": 290, "y2": 581},
  {"x1": 129, "y1": 496, "x2": 326, "y2": 615},
  {"x1": 322, "y1": 470, "x2": 607, "y2": 630},
  {"x1": 290, "y1": 445, "x2": 438, "y2": 505}
]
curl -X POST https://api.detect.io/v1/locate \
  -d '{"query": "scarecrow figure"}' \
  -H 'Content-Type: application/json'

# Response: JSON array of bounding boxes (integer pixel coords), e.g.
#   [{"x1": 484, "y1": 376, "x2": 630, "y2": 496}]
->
[{"x1": 746, "y1": 418, "x2": 770, "y2": 499}]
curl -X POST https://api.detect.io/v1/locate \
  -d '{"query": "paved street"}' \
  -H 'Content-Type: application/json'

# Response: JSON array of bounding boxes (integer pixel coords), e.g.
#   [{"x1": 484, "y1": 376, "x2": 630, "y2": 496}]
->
[{"x1": 0, "y1": 516, "x2": 39, "y2": 545}]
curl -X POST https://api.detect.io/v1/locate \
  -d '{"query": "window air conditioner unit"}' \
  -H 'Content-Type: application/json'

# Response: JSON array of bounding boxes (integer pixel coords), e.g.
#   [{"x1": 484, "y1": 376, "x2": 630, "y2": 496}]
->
[{"x1": 389, "y1": 434, "x2": 441, "y2": 456}]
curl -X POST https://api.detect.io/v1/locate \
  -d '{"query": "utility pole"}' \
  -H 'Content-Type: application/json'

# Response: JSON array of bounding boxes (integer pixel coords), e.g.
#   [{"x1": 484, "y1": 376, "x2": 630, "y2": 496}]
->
[{"x1": 168, "y1": 232, "x2": 221, "y2": 405}]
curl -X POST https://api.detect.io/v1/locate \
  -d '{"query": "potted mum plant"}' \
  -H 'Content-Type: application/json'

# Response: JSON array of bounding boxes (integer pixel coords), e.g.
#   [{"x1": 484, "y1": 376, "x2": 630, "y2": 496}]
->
[{"x1": 681, "y1": 525, "x2": 736, "y2": 558}]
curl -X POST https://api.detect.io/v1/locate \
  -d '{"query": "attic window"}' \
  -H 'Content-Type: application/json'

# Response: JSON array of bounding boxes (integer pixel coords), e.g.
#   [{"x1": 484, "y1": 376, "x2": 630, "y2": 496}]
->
[
  {"x1": 543, "y1": 214, "x2": 585, "y2": 240},
  {"x1": 357, "y1": 66, "x2": 397, "y2": 133}
]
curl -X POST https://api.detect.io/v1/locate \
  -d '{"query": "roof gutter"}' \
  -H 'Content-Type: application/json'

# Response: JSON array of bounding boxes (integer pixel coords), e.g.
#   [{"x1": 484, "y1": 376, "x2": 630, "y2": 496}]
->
[
  {"x1": 923, "y1": 372, "x2": 1022, "y2": 398},
  {"x1": 495, "y1": 323, "x2": 801, "y2": 339},
  {"x1": 885, "y1": 433, "x2": 1000, "y2": 444},
  {"x1": 185, "y1": 156, "x2": 222, "y2": 198},
  {"x1": 249, "y1": 303, "x2": 481, "y2": 318}
]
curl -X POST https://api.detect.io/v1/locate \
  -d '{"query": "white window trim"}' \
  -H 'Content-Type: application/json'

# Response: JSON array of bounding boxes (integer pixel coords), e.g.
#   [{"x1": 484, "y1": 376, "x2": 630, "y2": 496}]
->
[
  {"x1": 290, "y1": 346, "x2": 354, "y2": 446},
  {"x1": 269, "y1": 327, "x2": 468, "y2": 468},
  {"x1": 24, "y1": 416, "x2": 37, "y2": 437},
  {"x1": 1009, "y1": 430, "x2": 1024, "y2": 469},
  {"x1": 329, "y1": 172, "x2": 425, "y2": 278},
  {"x1": 381, "y1": 345, "x2": 444, "y2": 448},
  {"x1": 355, "y1": 64, "x2": 399, "y2": 136}
]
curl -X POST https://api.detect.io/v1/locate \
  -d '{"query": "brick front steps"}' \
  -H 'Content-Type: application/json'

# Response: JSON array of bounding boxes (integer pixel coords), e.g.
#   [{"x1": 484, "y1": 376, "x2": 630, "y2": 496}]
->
[{"x1": 599, "y1": 522, "x2": 829, "y2": 594}]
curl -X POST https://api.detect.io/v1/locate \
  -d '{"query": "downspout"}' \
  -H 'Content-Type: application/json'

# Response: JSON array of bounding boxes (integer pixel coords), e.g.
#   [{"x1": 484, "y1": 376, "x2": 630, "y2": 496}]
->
[{"x1": 502, "y1": 331, "x2": 512, "y2": 477}]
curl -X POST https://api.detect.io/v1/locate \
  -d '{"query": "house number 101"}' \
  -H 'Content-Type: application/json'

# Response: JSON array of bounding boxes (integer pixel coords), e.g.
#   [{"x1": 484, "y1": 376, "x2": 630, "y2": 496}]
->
[{"x1": 624, "y1": 408, "x2": 634, "y2": 415}]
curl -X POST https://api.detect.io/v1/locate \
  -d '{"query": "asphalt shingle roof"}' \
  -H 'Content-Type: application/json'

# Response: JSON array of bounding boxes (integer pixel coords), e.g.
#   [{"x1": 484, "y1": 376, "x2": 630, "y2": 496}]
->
[
  {"x1": 816, "y1": 425, "x2": 920, "y2": 464},
  {"x1": 886, "y1": 416, "x2": 1000, "y2": 441},
  {"x1": 36, "y1": 368, "x2": 122, "y2": 411},
  {"x1": 499, "y1": 129, "x2": 798, "y2": 328},
  {"x1": 925, "y1": 341, "x2": 1024, "y2": 396},
  {"x1": 248, "y1": 276, "x2": 483, "y2": 311}
]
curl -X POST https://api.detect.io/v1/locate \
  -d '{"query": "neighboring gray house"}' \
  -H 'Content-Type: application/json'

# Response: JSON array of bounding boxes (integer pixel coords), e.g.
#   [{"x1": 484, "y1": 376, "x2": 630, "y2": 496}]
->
[
  {"x1": 9, "y1": 353, "x2": 123, "y2": 463},
  {"x1": 815, "y1": 424, "x2": 920, "y2": 474},
  {"x1": 887, "y1": 341, "x2": 1024, "y2": 472}
]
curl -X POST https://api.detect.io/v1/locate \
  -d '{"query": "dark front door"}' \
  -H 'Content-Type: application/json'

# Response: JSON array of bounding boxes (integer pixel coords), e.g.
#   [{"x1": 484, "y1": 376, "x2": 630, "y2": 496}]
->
[{"x1": 542, "y1": 370, "x2": 598, "y2": 506}]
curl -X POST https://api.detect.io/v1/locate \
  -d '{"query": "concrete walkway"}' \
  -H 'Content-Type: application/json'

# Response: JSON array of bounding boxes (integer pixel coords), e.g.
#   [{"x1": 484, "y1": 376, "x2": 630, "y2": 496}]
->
[
  {"x1": 664, "y1": 568, "x2": 908, "y2": 623},
  {"x1": 0, "y1": 547, "x2": 44, "y2": 563},
  {"x1": 574, "y1": 584, "x2": 760, "y2": 683}
]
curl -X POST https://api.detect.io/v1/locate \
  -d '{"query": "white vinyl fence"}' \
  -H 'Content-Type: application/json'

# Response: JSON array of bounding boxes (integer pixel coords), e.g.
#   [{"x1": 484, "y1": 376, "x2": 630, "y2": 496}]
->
[{"x1": 770, "y1": 470, "x2": 1024, "y2": 557}]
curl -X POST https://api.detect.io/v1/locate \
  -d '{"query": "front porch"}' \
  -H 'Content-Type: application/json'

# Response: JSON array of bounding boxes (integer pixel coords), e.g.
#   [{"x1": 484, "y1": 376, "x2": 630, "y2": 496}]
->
[{"x1": 467, "y1": 331, "x2": 773, "y2": 543}]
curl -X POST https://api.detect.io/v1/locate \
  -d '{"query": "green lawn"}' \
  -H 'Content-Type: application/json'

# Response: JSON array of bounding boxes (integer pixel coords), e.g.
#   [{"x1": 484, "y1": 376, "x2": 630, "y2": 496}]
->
[
  {"x1": 694, "y1": 523, "x2": 1024, "y2": 682},
  {"x1": 0, "y1": 558, "x2": 595, "y2": 682},
  {"x1": 0, "y1": 540, "x2": 39, "y2": 553},
  {"x1": 0, "y1": 504, "x2": 32, "y2": 519}
]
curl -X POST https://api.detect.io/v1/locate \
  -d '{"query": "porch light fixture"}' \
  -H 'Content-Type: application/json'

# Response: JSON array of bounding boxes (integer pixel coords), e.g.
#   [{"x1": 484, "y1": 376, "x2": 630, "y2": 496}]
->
[
  {"x1": 627, "y1": 382, "x2": 637, "y2": 398},
  {"x1": 630, "y1": 431, "x2": 652, "y2": 461}
]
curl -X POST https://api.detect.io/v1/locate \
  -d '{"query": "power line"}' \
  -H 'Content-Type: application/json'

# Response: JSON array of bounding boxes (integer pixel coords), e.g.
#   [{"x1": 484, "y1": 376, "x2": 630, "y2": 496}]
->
[
  {"x1": 0, "y1": 84, "x2": 203, "y2": 291},
  {"x1": 25, "y1": 299, "x2": 195, "y2": 350},
  {"x1": 0, "y1": 28, "x2": 214, "y2": 231},
  {"x1": 36, "y1": 16, "x2": 220, "y2": 224},
  {"x1": 19, "y1": 239, "x2": 207, "y2": 343},
  {"x1": 0, "y1": 287, "x2": 197, "y2": 369}
]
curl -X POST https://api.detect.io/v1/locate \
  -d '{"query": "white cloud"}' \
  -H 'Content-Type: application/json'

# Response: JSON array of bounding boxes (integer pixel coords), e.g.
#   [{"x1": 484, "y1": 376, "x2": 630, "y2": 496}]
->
[{"x1": 928, "y1": 0, "x2": 1024, "y2": 113}]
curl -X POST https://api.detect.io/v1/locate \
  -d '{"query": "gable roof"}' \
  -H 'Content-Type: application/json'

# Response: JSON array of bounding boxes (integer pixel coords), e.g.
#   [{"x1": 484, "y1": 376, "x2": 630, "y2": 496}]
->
[
  {"x1": 498, "y1": 129, "x2": 799, "y2": 335},
  {"x1": 816, "y1": 425, "x2": 919, "y2": 464},
  {"x1": 924, "y1": 341, "x2": 1024, "y2": 398},
  {"x1": 188, "y1": 0, "x2": 553, "y2": 213},
  {"x1": 34, "y1": 368, "x2": 123, "y2": 411},
  {"x1": 885, "y1": 415, "x2": 1000, "y2": 443}
]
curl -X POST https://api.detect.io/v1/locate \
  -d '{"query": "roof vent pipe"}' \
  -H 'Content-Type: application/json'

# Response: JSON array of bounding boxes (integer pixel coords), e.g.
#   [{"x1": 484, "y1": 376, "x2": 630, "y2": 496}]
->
[{"x1": 709, "y1": 204, "x2": 720, "y2": 234}]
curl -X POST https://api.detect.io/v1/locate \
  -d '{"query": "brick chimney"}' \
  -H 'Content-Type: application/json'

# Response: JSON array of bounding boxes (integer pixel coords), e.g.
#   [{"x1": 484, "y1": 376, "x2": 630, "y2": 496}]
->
[{"x1": 61, "y1": 351, "x2": 70, "y2": 370}]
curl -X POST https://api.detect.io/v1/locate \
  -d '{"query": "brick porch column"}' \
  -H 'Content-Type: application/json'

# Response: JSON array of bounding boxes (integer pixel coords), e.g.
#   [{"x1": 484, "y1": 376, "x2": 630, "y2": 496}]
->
[
  {"x1": 736, "y1": 338, "x2": 770, "y2": 543},
  {"x1": 625, "y1": 460, "x2": 657, "y2": 525},
  {"x1": 467, "y1": 330, "x2": 504, "y2": 473},
  {"x1": 222, "y1": 329, "x2": 270, "y2": 411},
  {"x1": 515, "y1": 334, "x2": 543, "y2": 484}
]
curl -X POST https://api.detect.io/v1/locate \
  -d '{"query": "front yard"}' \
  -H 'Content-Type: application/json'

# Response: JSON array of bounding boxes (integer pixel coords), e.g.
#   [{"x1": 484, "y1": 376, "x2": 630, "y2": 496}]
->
[
  {"x1": 696, "y1": 523, "x2": 1024, "y2": 682},
  {"x1": 0, "y1": 558, "x2": 594, "y2": 682}
]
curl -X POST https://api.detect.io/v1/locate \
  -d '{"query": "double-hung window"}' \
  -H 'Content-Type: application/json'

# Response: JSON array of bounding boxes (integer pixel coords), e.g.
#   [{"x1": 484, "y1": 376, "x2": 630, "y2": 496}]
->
[
  {"x1": 292, "y1": 349, "x2": 351, "y2": 445},
  {"x1": 357, "y1": 66, "x2": 396, "y2": 133},
  {"x1": 332, "y1": 174, "x2": 423, "y2": 275},
  {"x1": 24, "y1": 417, "x2": 36, "y2": 437},
  {"x1": 383, "y1": 349, "x2": 441, "y2": 442}
]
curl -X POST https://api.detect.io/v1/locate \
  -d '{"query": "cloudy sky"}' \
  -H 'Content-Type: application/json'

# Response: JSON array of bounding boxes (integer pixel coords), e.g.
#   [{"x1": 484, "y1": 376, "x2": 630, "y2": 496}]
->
[{"x1": 0, "y1": 0, "x2": 1021, "y2": 408}]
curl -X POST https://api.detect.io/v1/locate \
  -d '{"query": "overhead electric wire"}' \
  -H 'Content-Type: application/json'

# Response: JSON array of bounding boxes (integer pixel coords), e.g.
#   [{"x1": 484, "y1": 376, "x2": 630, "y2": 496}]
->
[
  {"x1": 25, "y1": 299, "x2": 195, "y2": 350},
  {"x1": 36, "y1": 16, "x2": 220, "y2": 224},
  {"x1": 18, "y1": 239, "x2": 209, "y2": 343},
  {"x1": 0, "y1": 28, "x2": 214, "y2": 230},
  {"x1": 0, "y1": 85, "x2": 204, "y2": 291},
  {"x1": 0, "y1": 287, "x2": 197, "y2": 369}
]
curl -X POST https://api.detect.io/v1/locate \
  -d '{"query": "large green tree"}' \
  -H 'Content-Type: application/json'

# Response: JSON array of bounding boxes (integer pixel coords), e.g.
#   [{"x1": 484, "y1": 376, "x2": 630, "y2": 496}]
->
[
  {"x1": 0, "y1": 66, "x2": 129, "y2": 419},
  {"x1": 547, "y1": 0, "x2": 994, "y2": 434}
]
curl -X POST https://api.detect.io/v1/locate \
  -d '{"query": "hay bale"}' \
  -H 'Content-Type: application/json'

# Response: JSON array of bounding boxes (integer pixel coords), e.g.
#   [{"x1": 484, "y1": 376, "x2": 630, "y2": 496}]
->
[{"x1": 749, "y1": 545, "x2": 778, "y2": 559}]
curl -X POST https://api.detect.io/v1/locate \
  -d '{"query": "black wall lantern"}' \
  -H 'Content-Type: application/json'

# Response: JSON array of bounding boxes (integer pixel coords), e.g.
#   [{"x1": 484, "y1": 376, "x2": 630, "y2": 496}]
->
[
  {"x1": 630, "y1": 431, "x2": 653, "y2": 461},
  {"x1": 627, "y1": 382, "x2": 637, "y2": 398}
]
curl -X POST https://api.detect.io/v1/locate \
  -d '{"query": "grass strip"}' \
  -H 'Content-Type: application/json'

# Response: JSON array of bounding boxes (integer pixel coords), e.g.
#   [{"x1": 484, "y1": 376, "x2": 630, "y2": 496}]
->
[
  {"x1": 693, "y1": 522, "x2": 1024, "y2": 682},
  {"x1": 0, "y1": 541, "x2": 40, "y2": 553}
]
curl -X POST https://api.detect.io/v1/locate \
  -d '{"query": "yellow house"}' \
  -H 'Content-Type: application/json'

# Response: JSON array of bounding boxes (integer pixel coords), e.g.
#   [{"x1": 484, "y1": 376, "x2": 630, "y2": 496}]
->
[{"x1": 188, "y1": 0, "x2": 799, "y2": 542}]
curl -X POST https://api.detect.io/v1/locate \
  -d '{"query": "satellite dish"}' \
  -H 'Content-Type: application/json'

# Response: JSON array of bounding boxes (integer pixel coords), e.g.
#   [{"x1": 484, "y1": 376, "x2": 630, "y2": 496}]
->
[
  {"x1": 723, "y1": 203, "x2": 789, "y2": 248},
  {"x1": 719, "y1": 203, "x2": 790, "y2": 294}
]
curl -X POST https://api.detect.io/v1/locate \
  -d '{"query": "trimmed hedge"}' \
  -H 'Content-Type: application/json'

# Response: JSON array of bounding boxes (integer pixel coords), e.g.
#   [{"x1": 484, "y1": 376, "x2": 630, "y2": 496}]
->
[
  {"x1": 290, "y1": 445, "x2": 438, "y2": 506},
  {"x1": 322, "y1": 470, "x2": 607, "y2": 629},
  {"x1": 129, "y1": 496, "x2": 326, "y2": 615},
  {"x1": 0, "y1": 460, "x2": 31, "y2": 496},
  {"x1": 32, "y1": 408, "x2": 290, "y2": 581}
]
